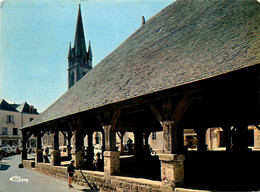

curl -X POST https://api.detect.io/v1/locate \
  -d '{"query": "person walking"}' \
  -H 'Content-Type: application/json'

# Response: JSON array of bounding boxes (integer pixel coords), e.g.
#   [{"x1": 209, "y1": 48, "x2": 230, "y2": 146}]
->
[{"x1": 67, "y1": 160, "x2": 79, "y2": 188}]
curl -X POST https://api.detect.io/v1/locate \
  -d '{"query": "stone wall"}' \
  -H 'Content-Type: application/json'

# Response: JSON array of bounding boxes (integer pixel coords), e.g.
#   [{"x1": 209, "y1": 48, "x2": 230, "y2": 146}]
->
[
  {"x1": 23, "y1": 160, "x2": 35, "y2": 168},
  {"x1": 27, "y1": 162, "x2": 162, "y2": 192}
]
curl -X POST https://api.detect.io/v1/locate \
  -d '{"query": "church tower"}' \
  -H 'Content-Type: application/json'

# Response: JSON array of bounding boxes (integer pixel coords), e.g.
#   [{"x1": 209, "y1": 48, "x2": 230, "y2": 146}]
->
[{"x1": 68, "y1": 5, "x2": 92, "y2": 89}]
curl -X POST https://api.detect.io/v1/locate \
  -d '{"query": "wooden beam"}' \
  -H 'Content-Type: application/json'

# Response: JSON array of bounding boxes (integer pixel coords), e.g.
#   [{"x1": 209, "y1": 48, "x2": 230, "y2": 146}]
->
[
  {"x1": 110, "y1": 109, "x2": 121, "y2": 132},
  {"x1": 116, "y1": 131, "x2": 121, "y2": 138},
  {"x1": 76, "y1": 118, "x2": 84, "y2": 133},
  {"x1": 61, "y1": 131, "x2": 69, "y2": 140},
  {"x1": 171, "y1": 94, "x2": 192, "y2": 126},
  {"x1": 149, "y1": 103, "x2": 162, "y2": 126},
  {"x1": 97, "y1": 109, "x2": 121, "y2": 131},
  {"x1": 49, "y1": 123, "x2": 58, "y2": 133},
  {"x1": 97, "y1": 114, "x2": 105, "y2": 127},
  {"x1": 68, "y1": 120, "x2": 74, "y2": 132},
  {"x1": 26, "y1": 129, "x2": 35, "y2": 141},
  {"x1": 97, "y1": 109, "x2": 121, "y2": 151}
]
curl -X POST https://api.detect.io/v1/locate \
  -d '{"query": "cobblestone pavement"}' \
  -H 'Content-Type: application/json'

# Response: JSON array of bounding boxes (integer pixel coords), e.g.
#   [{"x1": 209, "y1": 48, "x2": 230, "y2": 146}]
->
[{"x1": 0, "y1": 154, "x2": 95, "y2": 192}]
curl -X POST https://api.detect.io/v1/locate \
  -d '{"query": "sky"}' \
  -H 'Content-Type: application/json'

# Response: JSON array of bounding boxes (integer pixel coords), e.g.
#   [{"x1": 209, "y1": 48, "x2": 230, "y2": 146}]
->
[{"x1": 0, "y1": 0, "x2": 173, "y2": 113}]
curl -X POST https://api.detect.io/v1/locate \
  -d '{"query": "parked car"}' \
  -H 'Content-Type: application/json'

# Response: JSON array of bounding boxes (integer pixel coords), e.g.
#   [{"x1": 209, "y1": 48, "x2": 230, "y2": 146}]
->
[
  {"x1": 1, "y1": 147, "x2": 11, "y2": 156},
  {"x1": 0, "y1": 147, "x2": 8, "y2": 157},
  {"x1": 7, "y1": 146, "x2": 16, "y2": 155}
]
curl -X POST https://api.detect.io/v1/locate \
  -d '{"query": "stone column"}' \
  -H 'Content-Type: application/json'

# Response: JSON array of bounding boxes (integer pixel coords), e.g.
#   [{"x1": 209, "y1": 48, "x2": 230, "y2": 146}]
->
[
  {"x1": 51, "y1": 131, "x2": 60, "y2": 166},
  {"x1": 71, "y1": 130, "x2": 84, "y2": 168},
  {"x1": 21, "y1": 131, "x2": 28, "y2": 161},
  {"x1": 159, "y1": 154, "x2": 185, "y2": 191},
  {"x1": 233, "y1": 124, "x2": 249, "y2": 151},
  {"x1": 98, "y1": 110, "x2": 121, "y2": 179},
  {"x1": 67, "y1": 133, "x2": 72, "y2": 158},
  {"x1": 144, "y1": 131, "x2": 151, "y2": 156},
  {"x1": 103, "y1": 125, "x2": 120, "y2": 178},
  {"x1": 119, "y1": 131, "x2": 126, "y2": 154},
  {"x1": 86, "y1": 132, "x2": 94, "y2": 168},
  {"x1": 134, "y1": 130, "x2": 143, "y2": 157},
  {"x1": 149, "y1": 97, "x2": 190, "y2": 191},
  {"x1": 162, "y1": 121, "x2": 183, "y2": 154},
  {"x1": 36, "y1": 130, "x2": 43, "y2": 163},
  {"x1": 103, "y1": 151, "x2": 120, "y2": 179},
  {"x1": 196, "y1": 129, "x2": 207, "y2": 152},
  {"x1": 223, "y1": 126, "x2": 232, "y2": 152}
]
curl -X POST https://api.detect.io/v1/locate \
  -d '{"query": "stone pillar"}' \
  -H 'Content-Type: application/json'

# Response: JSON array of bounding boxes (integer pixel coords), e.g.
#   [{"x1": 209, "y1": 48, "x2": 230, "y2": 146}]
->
[
  {"x1": 102, "y1": 131, "x2": 105, "y2": 160},
  {"x1": 51, "y1": 150, "x2": 61, "y2": 166},
  {"x1": 86, "y1": 132, "x2": 94, "y2": 168},
  {"x1": 36, "y1": 149, "x2": 43, "y2": 163},
  {"x1": 71, "y1": 130, "x2": 84, "y2": 168},
  {"x1": 103, "y1": 151, "x2": 120, "y2": 179},
  {"x1": 103, "y1": 126, "x2": 120, "y2": 179},
  {"x1": 223, "y1": 126, "x2": 232, "y2": 152},
  {"x1": 51, "y1": 131, "x2": 60, "y2": 166},
  {"x1": 36, "y1": 131, "x2": 43, "y2": 163},
  {"x1": 143, "y1": 131, "x2": 151, "y2": 156},
  {"x1": 104, "y1": 125, "x2": 116, "y2": 151},
  {"x1": 196, "y1": 129, "x2": 207, "y2": 152},
  {"x1": 119, "y1": 131, "x2": 126, "y2": 154},
  {"x1": 98, "y1": 110, "x2": 121, "y2": 179},
  {"x1": 21, "y1": 131, "x2": 27, "y2": 161},
  {"x1": 233, "y1": 124, "x2": 249, "y2": 151},
  {"x1": 71, "y1": 150, "x2": 84, "y2": 168},
  {"x1": 159, "y1": 154, "x2": 185, "y2": 191},
  {"x1": 134, "y1": 130, "x2": 143, "y2": 157},
  {"x1": 162, "y1": 121, "x2": 183, "y2": 154}
]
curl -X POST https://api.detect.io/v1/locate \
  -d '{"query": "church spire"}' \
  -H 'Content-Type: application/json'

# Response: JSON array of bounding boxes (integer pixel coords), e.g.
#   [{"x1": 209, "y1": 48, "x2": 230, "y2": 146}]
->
[
  {"x1": 68, "y1": 41, "x2": 72, "y2": 58},
  {"x1": 74, "y1": 4, "x2": 86, "y2": 54},
  {"x1": 88, "y1": 41, "x2": 93, "y2": 68},
  {"x1": 68, "y1": 4, "x2": 92, "y2": 89},
  {"x1": 88, "y1": 41, "x2": 92, "y2": 59}
]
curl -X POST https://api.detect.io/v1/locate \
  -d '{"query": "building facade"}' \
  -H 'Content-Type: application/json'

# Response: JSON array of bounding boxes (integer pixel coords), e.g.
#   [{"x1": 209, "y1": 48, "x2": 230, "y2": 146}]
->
[{"x1": 0, "y1": 99, "x2": 39, "y2": 147}]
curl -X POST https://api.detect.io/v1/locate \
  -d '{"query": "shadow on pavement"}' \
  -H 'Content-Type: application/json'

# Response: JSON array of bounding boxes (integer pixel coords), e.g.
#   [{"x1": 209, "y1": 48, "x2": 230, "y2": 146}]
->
[
  {"x1": 0, "y1": 163, "x2": 11, "y2": 171},
  {"x1": 79, "y1": 189, "x2": 97, "y2": 192}
]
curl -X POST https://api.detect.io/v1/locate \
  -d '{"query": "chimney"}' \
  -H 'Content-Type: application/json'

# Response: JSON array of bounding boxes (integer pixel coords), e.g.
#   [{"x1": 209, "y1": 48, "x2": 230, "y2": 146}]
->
[{"x1": 142, "y1": 16, "x2": 145, "y2": 25}]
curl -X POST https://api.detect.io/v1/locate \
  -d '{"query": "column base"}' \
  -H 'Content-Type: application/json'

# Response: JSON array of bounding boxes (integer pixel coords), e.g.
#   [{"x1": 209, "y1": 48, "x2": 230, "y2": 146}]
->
[
  {"x1": 21, "y1": 149, "x2": 27, "y2": 161},
  {"x1": 103, "y1": 151, "x2": 120, "y2": 179},
  {"x1": 36, "y1": 149, "x2": 43, "y2": 163},
  {"x1": 71, "y1": 150, "x2": 84, "y2": 168},
  {"x1": 51, "y1": 150, "x2": 60, "y2": 166},
  {"x1": 66, "y1": 147, "x2": 72, "y2": 158},
  {"x1": 159, "y1": 154, "x2": 185, "y2": 191}
]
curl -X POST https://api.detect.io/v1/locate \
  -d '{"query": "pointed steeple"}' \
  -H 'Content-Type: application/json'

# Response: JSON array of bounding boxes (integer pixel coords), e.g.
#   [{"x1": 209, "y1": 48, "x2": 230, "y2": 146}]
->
[
  {"x1": 68, "y1": 41, "x2": 72, "y2": 58},
  {"x1": 68, "y1": 5, "x2": 93, "y2": 89},
  {"x1": 87, "y1": 41, "x2": 93, "y2": 68},
  {"x1": 88, "y1": 41, "x2": 92, "y2": 59},
  {"x1": 74, "y1": 4, "x2": 86, "y2": 54}
]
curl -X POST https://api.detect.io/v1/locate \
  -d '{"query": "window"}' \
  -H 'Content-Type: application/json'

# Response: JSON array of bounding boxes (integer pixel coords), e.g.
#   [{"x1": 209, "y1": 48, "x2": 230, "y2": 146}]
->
[
  {"x1": 30, "y1": 118, "x2": 34, "y2": 122},
  {"x1": 2, "y1": 127, "x2": 8, "y2": 135},
  {"x1": 13, "y1": 128, "x2": 18, "y2": 136},
  {"x1": 152, "y1": 132, "x2": 157, "y2": 140},
  {"x1": 6, "y1": 115, "x2": 14, "y2": 123}
]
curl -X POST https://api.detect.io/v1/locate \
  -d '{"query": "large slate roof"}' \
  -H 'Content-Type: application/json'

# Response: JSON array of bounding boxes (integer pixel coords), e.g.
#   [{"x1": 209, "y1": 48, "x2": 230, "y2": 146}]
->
[{"x1": 23, "y1": 0, "x2": 260, "y2": 129}]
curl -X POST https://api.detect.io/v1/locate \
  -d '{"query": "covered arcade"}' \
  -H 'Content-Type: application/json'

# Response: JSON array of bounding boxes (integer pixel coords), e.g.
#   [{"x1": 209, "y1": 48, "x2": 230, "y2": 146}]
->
[{"x1": 21, "y1": 0, "x2": 260, "y2": 191}]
